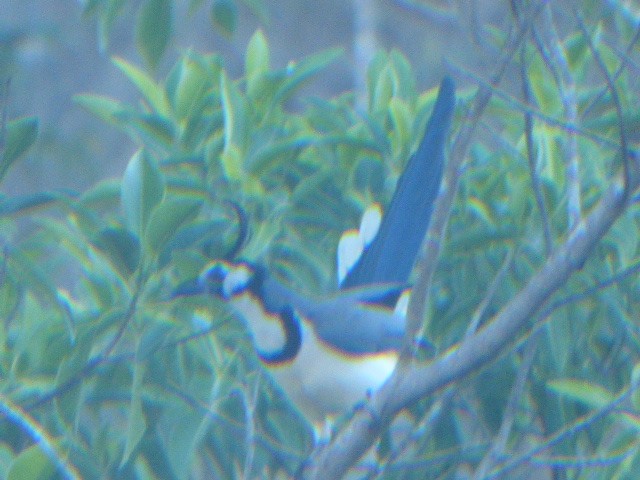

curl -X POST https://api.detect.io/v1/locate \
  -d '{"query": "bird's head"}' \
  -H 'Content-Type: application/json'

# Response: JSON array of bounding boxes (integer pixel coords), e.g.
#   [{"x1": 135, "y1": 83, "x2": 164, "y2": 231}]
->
[{"x1": 173, "y1": 260, "x2": 260, "y2": 300}]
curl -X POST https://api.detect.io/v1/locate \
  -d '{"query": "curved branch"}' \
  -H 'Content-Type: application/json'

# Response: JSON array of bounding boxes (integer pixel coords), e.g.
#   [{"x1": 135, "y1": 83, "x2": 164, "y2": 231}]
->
[{"x1": 302, "y1": 152, "x2": 638, "y2": 480}]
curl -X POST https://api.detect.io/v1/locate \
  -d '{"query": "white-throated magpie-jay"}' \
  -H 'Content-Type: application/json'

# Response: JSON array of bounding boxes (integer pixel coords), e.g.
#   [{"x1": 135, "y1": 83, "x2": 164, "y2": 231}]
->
[{"x1": 175, "y1": 77, "x2": 455, "y2": 424}]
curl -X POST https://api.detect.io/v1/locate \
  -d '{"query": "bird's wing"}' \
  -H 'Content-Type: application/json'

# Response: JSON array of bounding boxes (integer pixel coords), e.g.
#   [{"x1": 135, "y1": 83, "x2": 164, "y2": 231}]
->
[
  {"x1": 304, "y1": 287, "x2": 408, "y2": 354},
  {"x1": 339, "y1": 77, "x2": 455, "y2": 290}
]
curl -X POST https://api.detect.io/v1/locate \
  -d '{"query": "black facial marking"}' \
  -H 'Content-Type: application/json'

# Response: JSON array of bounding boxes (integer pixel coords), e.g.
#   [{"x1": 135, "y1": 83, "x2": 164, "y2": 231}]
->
[
  {"x1": 202, "y1": 263, "x2": 229, "y2": 295},
  {"x1": 258, "y1": 305, "x2": 302, "y2": 365}
]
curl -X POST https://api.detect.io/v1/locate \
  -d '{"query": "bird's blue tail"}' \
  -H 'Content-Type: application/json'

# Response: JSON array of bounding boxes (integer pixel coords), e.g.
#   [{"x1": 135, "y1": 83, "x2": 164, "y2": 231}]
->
[{"x1": 339, "y1": 77, "x2": 455, "y2": 290}]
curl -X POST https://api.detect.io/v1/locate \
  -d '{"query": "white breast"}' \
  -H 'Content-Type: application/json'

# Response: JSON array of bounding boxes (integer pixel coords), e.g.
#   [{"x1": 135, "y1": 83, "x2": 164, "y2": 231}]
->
[
  {"x1": 269, "y1": 317, "x2": 398, "y2": 423},
  {"x1": 227, "y1": 290, "x2": 398, "y2": 424},
  {"x1": 230, "y1": 293, "x2": 288, "y2": 355}
]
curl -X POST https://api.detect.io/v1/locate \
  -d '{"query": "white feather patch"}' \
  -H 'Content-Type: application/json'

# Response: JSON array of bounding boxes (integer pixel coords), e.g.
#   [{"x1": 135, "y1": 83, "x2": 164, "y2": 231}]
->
[
  {"x1": 337, "y1": 203, "x2": 383, "y2": 285},
  {"x1": 230, "y1": 293, "x2": 288, "y2": 354},
  {"x1": 393, "y1": 289, "x2": 411, "y2": 318},
  {"x1": 359, "y1": 203, "x2": 382, "y2": 246},
  {"x1": 337, "y1": 230, "x2": 363, "y2": 285},
  {"x1": 270, "y1": 315, "x2": 398, "y2": 423},
  {"x1": 222, "y1": 263, "x2": 252, "y2": 298}
]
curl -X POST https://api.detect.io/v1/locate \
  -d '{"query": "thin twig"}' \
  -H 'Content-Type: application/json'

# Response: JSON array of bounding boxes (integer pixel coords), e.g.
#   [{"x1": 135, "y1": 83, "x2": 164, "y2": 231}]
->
[
  {"x1": 582, "y1": 23, "x2": 640, "y2": 118},
  {"x1": 483, "y1": 379, "x2": 640, "y2": 478},
  {"x1": 303, "y1": 118, "x2": 637, "y2": 480},
  {"x1": 466, "y1": 248, "x2": 516, "y2": 337},
  {"x1": 573, "y1": 7, "x2": 631, "y2": 198},
  {"x1": 24, "y1": 285, "x2": 142, "y2": 411},
  {"x1": 402, "y1": 0, "x2": 546, "y2": 359},
  {"x1": 451, "y1": 64, "x2": 621, "y2": 151},
  {"x1": 539, "y1": 4, "x2": 581, "y2": 230},
  {"x1": 0, "y1": 393, "x2": 81, "y2": 479},
  {"x1": 377, "y1": 248, "x2": 515, "y2": 478},
  {"x1": 242, "y1": 371, "x2": 262, "y2": 480},
  {"x1": 352, "y1": 0, "x2": 379, "y2": 113},
  {"x1": 302, "y1": 3, "x2": 549, "y2": 477},
  {"x1": 520, "y1": 50, "x2": 553, "y2": 256},
  {"x1": 472, "y1": 331, "x2": 541, "y2": 479}
]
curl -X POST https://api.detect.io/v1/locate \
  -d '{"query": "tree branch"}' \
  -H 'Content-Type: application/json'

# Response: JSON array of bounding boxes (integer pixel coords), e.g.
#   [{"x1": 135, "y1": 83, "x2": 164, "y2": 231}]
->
[{"x1": 302, "y1": 154, "x2": 638, "y2": 479}]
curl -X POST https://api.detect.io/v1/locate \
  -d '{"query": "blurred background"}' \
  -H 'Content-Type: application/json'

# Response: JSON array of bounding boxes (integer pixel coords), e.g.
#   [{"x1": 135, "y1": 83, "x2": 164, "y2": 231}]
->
[{"x1": 1, "y1": 0, "x2": 510, "y2": 195}]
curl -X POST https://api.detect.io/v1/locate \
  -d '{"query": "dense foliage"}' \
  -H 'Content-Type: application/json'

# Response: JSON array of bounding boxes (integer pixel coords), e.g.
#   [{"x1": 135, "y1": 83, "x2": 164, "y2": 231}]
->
[{"x1": 1, "y1": 3, "x2": 640, "y2": 479}]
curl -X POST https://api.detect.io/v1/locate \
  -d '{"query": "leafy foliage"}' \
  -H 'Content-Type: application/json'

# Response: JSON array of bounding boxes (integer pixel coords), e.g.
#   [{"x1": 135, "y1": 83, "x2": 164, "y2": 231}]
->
[
  {"x1": 2, "y1": 4, "x2": 640, "y2": 479},
  {"x1": 82, "y1": 0, "x2": 267, "y2": 68},
  {"x1": 0, "y1": 116, "x2": 38, "y2": 182}
]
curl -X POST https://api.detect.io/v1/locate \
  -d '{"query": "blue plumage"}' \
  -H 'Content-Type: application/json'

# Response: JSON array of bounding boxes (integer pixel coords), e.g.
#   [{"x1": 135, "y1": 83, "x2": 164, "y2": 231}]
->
[
  {"x1": 340, "y1": 76, "x2": 455, "y2": 290},
  {"x1": 174, "y1": 77, "x2": 456, "y2": 423}
]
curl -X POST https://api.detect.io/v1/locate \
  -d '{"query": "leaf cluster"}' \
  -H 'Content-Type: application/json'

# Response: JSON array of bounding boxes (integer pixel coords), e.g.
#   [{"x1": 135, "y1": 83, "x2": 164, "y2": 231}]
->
[{"x1": 1, "y1": 7, "x2": 640, "y2": 478}]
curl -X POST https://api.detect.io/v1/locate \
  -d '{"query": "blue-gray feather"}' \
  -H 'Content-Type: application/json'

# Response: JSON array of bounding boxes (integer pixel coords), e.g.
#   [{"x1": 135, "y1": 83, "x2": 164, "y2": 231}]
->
[
  {"x1": 174, "y1": 78, "x2": 455, "y2": 359},
  {"x1": 256, "y1": 275, "x2": 407, "y2": 354},
  {"x1": 340, "y1": 76, "x2": 455, "y2": 290}
]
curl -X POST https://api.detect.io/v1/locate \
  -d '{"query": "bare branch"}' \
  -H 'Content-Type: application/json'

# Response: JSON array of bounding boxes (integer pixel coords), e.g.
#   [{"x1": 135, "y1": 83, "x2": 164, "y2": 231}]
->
[
  {"x1": 301, "y1": 132, "x2": 638, "y2": 480},
  {"x1": 401, "y1": 0, "x2": 547, "y2": 357},
  {"x1": 539, "y1": 4, "x2": 581, "y2": 230},
  {"x1": 573, "y1": 7, "x2": 631, "y2": 199},
  {"x1": 520, "y1": 53, "x2": 553, "y2": 256},
  {"x1": 472, "y1": 331, "x2": 541, "y2": 479},
  {"x1": 302, "y1": 2, "x2": 552, "y2": 477},
  {"x1": 484, "y1": 379, "x2": 640, "y2": 478}
]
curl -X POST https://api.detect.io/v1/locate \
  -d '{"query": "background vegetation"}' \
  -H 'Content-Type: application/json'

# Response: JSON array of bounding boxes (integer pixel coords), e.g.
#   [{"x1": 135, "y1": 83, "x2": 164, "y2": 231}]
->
[{"x1": 1, "y1": 1, "x2": 640, "y2": 479}]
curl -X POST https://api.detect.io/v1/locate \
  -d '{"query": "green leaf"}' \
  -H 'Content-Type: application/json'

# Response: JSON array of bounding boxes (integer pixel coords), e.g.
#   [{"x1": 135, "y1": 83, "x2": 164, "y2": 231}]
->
[
  {"x1": 170, "y1": 56, "x2": 210, "y2": 120},
  {"x1": 0, "y1": 190, "x2": 75, "y2": 217},
  {"x1": 74, "y1": 94, "x2": 123, "y2": 124},
  {"x1": 546, "y1": 308, "x2": 570, "y2": 371},
  {"x1": 220, "y1": 70, "x2": 246, "y2": 156},
  {"x1": 80, "y1": 177, "x2": 122, "y2": 212},
  {"x1": 90, "y1": 0, "x2": 127, "y2": 52},
  {"x1": 0, "y1": 116, "x2": 38, "y2": 181},
  {"x1": 144, "y1": 198, "x2": 202, "y2": 253},
  {"x1": 219, "y1": 144, "x2": 244, "y2": 182},
  {"x1": 137, "y1": 322, "x2": 174, "y2": 359},
  {"x1": 389, "y1": 49, "x2": 416, "y2": 103},
  {"x1": 632, "y1": 363, "x2": 640, "y2": 410},
  {"x1": 211, "y1": 0, "x2": 237, "y2": 37},
  {"x1": 113, "y1": 57, "x2": 171, "y2": 116},
  {"x1": 371, "y1": 64, "x2": 395, "y2": 114},
  {"x1": 136, "y1": 0, "x2": 173, "y2": 71},
  {"x1": 114, "y1": 111, "x2": 176, "y2": 147},
  {"x1": 273, "y1": 47, "x2": 343, "y2": 104},
  {"x1": 121, "y1": 150, "x2": 166, "y2": 236},
  {"x1": 92, "y1": 227, "x2": 141, "y2": 276},
  {"x1": 352, "y1": 156, "x2": 385, "y2": 195},
  {"x1": 367, "y1": 51, "x2": 389, "y2": 109},
  {"x1": 7, "y1": 442, "x2": 58, "y2": 480},
  {"x1": 121, "y1": 359, "x2": 147, "y2": 467},
  {"x1": 9, "y1": 248, "x2": 61, "y2": 307},
  {"x1": 388, "y1": 97, "x2": 412, "y2": 158},
  {"x1": 53, "y1": 330, "x2": 94, "y2": 425},
  {"x1": 547, "y1": 379, "x2": 615, "y2": 409},
  {"x1": 158, "y1": 403, "x2": 210, "y2": 480},
  {"x1": 564, "y1": 26, "x2": 600, "y2": 71},
  {"x1": 528, "y1": 54, "x2": 562, "y2": 116},
  {"x1": 245, "y1": 29, "x2": 270, "y2": 97},
  {"x1": 0, "y1": 271, "x2": 20, "y2": 323}
]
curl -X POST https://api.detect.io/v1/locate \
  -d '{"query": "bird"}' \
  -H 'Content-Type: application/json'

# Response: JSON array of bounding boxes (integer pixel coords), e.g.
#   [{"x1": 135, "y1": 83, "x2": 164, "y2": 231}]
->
[{"x1": 174, "y1": 77, "x2": 456, "y2": 427}]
